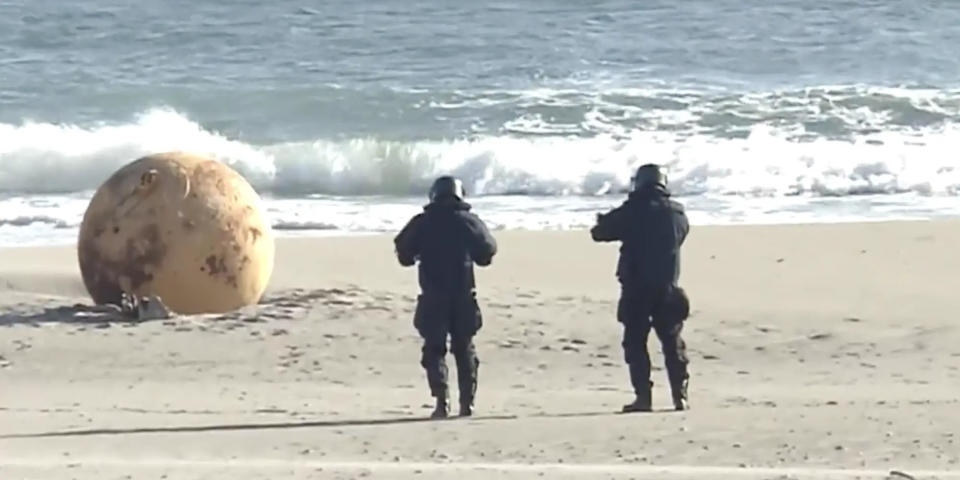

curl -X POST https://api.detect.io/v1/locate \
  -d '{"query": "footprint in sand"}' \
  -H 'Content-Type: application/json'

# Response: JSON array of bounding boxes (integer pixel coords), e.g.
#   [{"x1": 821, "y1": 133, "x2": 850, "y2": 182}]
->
[
  {"x1": 360, "y1": 302, "x2": 391, "y2": 312},
  {"x1": 324, "y1": 297, "x2": 354, "y2": 306}
]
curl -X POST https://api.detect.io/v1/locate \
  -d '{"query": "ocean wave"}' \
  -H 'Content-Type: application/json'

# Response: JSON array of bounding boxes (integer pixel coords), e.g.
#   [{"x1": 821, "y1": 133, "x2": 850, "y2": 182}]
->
[
  {"x1": 421, "y1": 83, "x2": 960, "y2": 137},
  {"x1": 2, "y1": 91, "x2": 960, "y2": 198},
  {"x1": 0, "y1": 215, "x2": 72, "y2": 229}
]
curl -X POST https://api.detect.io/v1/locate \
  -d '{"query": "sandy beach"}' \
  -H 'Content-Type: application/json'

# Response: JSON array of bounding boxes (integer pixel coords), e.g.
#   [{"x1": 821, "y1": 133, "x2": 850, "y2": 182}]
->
[{"x1": 1, "y1": 221, "x2": 959, "y2": 479}]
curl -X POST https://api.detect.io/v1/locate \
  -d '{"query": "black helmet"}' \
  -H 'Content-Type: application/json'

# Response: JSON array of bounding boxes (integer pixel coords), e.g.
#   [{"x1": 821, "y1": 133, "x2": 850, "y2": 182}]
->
[
  {"x1": 428, "y1": 175, "x2": 465, "y2": 202},
  {"x1": 632, "y1": 163, "x2": 667, "y2": 192}
]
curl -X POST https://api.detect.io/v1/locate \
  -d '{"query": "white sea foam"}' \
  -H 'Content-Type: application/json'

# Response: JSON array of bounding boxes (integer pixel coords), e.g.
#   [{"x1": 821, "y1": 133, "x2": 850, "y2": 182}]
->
[
  {"x1": 3, "y1": 106, "x2": 960, "y2": 198},
  {"x1": 2, "y1": 85, "x2": 960, "y2": 246}
]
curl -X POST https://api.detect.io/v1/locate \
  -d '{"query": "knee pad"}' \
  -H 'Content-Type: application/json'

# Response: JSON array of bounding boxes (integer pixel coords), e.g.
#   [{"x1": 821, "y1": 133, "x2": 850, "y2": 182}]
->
[
  {"x1": 660, "y1": 341, "x2": 679, "y2": 356},
  {"x1": 420, "y1": 343, "x2": 447, "y2": 364},
  {"x1": 450, "y1": 338, "x2": 475, "y2": 357},
  {"x1": 623, "y1": 347, "x2": 648, "y2": 366}
]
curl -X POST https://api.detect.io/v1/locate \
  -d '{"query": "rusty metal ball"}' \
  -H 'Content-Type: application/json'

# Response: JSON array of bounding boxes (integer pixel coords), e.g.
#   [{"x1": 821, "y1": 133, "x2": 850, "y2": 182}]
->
[{"x1": 77, "y1": 152, "x2": 275, "y2": 314}]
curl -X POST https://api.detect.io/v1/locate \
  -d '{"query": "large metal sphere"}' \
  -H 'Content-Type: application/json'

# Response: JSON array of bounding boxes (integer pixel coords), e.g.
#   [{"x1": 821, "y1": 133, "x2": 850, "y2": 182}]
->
[{"x1": 77, "y1": 152, "x2": 275, "y2": 314}]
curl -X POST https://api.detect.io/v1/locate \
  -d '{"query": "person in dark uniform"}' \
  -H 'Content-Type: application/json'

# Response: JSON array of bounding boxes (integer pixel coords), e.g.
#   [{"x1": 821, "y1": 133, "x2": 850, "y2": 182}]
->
[
  {"x1": 590, "y1": 164, "x2": 691, "y2": 412},
  {"x1": 394, "y1": 176, "x2": 498, "y2": 419}
]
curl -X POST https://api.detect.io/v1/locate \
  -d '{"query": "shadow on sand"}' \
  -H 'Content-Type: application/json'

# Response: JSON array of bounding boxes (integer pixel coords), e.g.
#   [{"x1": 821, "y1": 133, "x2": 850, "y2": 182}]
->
[
  {"x1": 0, "y1": 288, "x2": 369, "y2": 327},
  {"x1": 0, "y1": 303, "x2": 149, "y2": 327},
  {"x1": 0, "y1": 408, "x2": 684, "y2": 440},
  {"x1": 0, "y1": 414, "x2": 518, "y2": 439}
]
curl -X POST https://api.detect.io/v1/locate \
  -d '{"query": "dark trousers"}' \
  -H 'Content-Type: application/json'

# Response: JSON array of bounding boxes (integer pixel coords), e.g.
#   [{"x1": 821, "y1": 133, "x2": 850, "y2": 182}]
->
[
  {"x1": 617, "y1": 285, "x2": 690, "y2": 396},
  {"x1": 414, "y1": 291, "x2": 483, "y2": 404}
]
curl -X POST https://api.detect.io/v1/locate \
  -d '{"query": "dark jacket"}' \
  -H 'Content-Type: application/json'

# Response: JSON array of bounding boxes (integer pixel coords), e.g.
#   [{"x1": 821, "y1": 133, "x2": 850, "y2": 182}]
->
[
  {"x1": 394, "y1": 198, "x2": 498, "y2": 294},
  {"x1": 590, "y1": 187, "x2": 689, "y2": 287}
]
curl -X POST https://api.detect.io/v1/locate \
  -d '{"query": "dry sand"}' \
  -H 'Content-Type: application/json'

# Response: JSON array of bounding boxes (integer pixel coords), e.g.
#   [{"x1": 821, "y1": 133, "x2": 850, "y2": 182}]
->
[{"x1": 1, "y1": 221, "x2": 959, "y2": 479}]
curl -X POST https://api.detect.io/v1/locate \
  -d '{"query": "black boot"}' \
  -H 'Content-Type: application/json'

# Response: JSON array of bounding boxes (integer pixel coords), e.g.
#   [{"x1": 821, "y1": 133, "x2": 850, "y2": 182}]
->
[
  {"x1": 622, "y1": 380, "x2": 653, "y2": 413},
  {"x1": 431, "y1": 394, "x2": 449, "y2": 419},
  {"x1": 622, "y1": 388, "x2": 652, "y2": 413},
  {"x1": 457, "y1": 366, "x2": 475, "y2": 417},
  {"x1": 671, "y1": 377, "x2": 689, "y2": 411},
  {"x1": 457, "y1": 369, "x2": 474, "y2": 417},
  {"x1": 623, "y1": 360, "x2": 653, "y2": 413},
  {"x1": 453, "y1": 342, "x2": 478, "y2": 417},
  {"x1": 459, "y1": 398, "x2": 473, "y2": 417}
]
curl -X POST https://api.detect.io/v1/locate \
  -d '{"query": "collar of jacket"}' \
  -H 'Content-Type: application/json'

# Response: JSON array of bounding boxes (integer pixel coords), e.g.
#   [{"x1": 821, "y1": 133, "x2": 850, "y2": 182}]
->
[
  {"x1": 628, "y1": 185, "x2": 671, "y2": 201},
  {"x1": 423, "y1": 198, "x2": 472, "y2": 211}
]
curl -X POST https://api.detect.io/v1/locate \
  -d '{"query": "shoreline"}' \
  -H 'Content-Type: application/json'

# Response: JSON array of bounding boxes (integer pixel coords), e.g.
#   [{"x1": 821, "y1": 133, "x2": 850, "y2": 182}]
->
[
  {"x1": 3, "y1": 218, "x2": 960, "y2": 300},
  {"x1": 0, "y1": 215, "x2": 944, "y2": 250}
]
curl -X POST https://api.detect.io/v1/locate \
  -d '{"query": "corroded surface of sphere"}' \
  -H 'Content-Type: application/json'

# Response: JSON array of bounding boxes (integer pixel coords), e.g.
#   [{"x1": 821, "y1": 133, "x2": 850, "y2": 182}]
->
[{"x1": 77, "y1": 152, "x2": 275, "y2": 314}]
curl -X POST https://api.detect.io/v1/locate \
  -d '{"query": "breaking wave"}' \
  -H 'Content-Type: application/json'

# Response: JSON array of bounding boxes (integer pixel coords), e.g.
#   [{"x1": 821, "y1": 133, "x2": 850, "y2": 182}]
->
[{"x1": 3, "y1": 85, "x2": 960, "y2": 199}]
